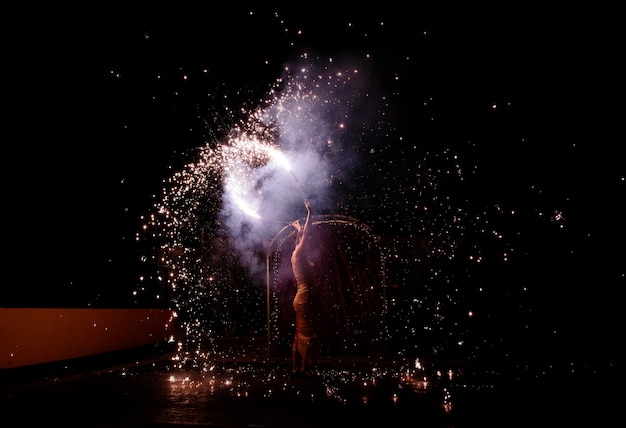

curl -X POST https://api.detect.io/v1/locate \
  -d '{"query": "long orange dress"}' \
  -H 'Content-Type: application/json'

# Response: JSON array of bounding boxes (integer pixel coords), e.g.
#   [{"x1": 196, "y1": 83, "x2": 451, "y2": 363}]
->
[{"x1": 291, "y1": 243, "x2": 319, "y2": 374}]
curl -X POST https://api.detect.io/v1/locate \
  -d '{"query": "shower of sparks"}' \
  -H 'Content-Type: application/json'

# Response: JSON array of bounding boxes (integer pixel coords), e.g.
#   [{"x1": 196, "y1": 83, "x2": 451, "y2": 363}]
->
[{"x1": 131, "y1": 27, "x2": 568, "y2": 374}]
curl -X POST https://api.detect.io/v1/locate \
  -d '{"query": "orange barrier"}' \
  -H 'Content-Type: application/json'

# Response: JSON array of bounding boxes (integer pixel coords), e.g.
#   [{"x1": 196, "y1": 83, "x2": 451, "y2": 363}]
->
[{"x1": 0, "y1": 308, "x2": 176, "y2": 368}]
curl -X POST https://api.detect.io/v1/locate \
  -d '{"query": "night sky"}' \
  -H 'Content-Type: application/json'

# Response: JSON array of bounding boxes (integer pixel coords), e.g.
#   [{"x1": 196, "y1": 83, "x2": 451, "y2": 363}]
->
[{"x1": 4, "y1": 5, "x2": 622, "y2": 370}]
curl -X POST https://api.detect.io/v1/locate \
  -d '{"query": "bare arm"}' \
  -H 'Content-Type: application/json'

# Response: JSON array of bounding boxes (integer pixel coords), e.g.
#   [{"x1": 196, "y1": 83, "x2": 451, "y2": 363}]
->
[
  {"x1": 293, "y1": 200, "x2": 311, "y2": 256},
  {"x1": 301, "y1": 199, "x2": 311, "y2": 241}
]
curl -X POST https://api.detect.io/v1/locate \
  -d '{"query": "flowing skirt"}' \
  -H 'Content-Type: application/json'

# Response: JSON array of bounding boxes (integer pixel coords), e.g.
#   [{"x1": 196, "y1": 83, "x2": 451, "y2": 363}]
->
[{"x1": 293, "y1": 290, "x2": 319, "y2": 368}]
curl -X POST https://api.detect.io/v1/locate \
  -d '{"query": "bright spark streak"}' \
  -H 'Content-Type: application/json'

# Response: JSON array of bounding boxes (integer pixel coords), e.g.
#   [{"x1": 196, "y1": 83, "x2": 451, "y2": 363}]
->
[
  {"x1": 234, "y1": 196, "x2": 261, "y2": 219},
  {"x1": 268, "y1": 146, "x2": 292, "y2": 171}
]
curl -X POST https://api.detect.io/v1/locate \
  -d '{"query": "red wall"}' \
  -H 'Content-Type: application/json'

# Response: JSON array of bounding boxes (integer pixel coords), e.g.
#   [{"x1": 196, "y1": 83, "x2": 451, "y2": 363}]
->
[{"x1": 0, "y1": 308, "x2": 176, "y2": 368}]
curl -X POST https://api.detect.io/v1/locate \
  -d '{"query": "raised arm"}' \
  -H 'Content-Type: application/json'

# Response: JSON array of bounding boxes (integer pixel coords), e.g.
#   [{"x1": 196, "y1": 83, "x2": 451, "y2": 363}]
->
[
  {"x1": 301, "y1": 199, "x2": 311, "y2": 241},
  {"x1": 293, "y1": 200, "x2": 311, "y2": 256}
]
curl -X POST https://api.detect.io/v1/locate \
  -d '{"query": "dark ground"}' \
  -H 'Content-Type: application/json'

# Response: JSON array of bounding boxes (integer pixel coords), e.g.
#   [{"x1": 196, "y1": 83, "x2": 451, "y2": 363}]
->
[{"x1": 0, "y1": 337, "x2": 618, "y2": 427}]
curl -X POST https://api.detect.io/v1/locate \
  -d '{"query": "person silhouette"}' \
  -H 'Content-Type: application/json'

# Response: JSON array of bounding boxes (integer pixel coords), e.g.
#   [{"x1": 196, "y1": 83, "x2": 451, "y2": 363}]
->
[{"x1": 290, "y1": 199, "x2": 319, "y2": 378}]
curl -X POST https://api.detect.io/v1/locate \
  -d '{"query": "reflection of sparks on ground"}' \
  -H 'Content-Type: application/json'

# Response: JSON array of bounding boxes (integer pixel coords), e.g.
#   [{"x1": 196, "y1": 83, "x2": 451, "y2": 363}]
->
[{"x1": 160, "y1": 350, "x2": 475, "y2": 423}]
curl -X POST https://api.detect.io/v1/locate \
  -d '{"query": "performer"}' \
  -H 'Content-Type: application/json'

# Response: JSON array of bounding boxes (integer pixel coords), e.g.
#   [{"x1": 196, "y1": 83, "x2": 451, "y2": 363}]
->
[{"x1": 290, "y1": 199, "x2": 319, "y2": 378}]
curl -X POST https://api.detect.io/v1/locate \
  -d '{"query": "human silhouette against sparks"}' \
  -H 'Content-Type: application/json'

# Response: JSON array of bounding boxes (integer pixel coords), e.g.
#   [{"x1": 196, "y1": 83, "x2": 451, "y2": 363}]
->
[{"x1": 290, "y1": 199, "x2": 319, "y2": 378}]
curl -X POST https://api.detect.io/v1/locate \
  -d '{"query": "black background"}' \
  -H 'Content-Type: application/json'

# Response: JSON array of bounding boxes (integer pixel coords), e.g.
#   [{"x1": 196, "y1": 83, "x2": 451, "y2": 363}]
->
[{"x1": 3, "y1": 4, "x2": 622, "y2": 372}]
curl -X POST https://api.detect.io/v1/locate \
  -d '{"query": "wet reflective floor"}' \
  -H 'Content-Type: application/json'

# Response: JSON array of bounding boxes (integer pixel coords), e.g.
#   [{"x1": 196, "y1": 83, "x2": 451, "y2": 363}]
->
[{"x1": 1, "y1": 339, "x2": 617, "y2": 427}]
